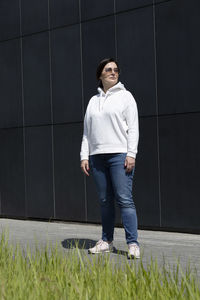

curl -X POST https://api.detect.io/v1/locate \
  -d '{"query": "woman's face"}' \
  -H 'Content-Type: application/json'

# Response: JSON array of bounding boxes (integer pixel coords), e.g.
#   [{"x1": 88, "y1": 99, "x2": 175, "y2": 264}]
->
[{"x1": 100, "y1": 62, "x2": 119, "y2": 89}]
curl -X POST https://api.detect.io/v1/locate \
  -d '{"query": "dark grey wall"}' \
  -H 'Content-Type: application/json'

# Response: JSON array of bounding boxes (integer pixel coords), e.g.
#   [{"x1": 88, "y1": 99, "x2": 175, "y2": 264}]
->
[{"x1": 0, "y1": 0, "x2": 200, "y2": 232}]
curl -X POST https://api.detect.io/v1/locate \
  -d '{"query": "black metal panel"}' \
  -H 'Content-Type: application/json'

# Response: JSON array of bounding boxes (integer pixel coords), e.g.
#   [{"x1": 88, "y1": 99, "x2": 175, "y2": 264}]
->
[
  {"x1": 0, "y1": 0, "x2": 20, "y2": 41},
  {"x1": 51, "y1": 25, "x2": 82, "y2": 124},
  {"x1": 116, "y1": 7, "x2": 156, "y2": 117},
  {"x1": 115, "y1": 0, "x2": 153, "y2": 12},
  {"x1": 21, "y1": 0, "x2": 49, "y2": 35},
  {"x1": 155, "y1": 0, "x2": 200, "y2": 115},
  {"x1": 86, "y1": 175, "x2": 101, "y2": 223},
  {"x1": 82, "y1": 16, "x2": 116, "y2": 109},
  {"x1": 134, "y1": 116, "x2": 160, "y2": 227},
  {"x1": 159, "y1": 114, "x2": 200, "y2": 230},
  {"x1": 25, "y1": 126, "x2": 54, "y2": 218},
  {"x1": 155, "y1": 0, "x2": 168, "y2": 3},
  {"x1": 53, "y1": 123, "x2": 86, "y2": 221},
  {"x1": 49, "y1": 0, "x2": 79, "y2": 28},
  {"x1": 81, "y1": 0, "x2": 114, "y2": 21},
  {"x1": 0, "y1": 39, "x2": 23, "y2": 129},
  {"x1": 0, "y1": 128, "x2": 25, "y2": 217},
  {"x1": 22, "y1": 32, "x2": 51, "y2": 126}
]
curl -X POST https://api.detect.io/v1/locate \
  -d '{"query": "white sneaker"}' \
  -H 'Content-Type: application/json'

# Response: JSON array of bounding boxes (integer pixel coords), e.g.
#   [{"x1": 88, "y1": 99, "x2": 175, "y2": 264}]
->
[
  {"x1": 88, "y1": 239, "x2": 113, "y2": 254},
  {"x1": 128, "y1": 243, "x2": 140, "y2": 259}
]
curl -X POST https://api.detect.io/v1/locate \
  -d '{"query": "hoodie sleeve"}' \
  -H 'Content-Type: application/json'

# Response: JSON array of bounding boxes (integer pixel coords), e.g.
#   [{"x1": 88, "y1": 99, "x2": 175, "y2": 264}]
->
[
  {"x1": 124, "y1": 92, "x2": 139, "y2": 158},
  {"x1": 80, "y1": 106, "x2": 89, "y2": 161}
]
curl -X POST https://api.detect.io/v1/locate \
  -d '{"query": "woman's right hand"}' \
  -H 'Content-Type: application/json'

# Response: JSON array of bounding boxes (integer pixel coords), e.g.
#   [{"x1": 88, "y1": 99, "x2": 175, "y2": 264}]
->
[{"x1": 80, "y1": 160, "x2": 90, "y2": 176}]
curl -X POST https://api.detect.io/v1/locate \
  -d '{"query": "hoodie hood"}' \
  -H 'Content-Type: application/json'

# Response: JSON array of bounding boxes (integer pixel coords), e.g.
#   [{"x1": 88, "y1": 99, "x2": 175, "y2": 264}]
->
[{"x1": 97, "y1": 81, "x2": 126, "y2": 96}]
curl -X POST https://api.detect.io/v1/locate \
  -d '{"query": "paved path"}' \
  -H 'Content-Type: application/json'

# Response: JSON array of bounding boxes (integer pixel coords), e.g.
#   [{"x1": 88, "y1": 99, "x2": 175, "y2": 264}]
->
[{"x1": 0, "y1": 218, "x2": 200, "y2": 277}]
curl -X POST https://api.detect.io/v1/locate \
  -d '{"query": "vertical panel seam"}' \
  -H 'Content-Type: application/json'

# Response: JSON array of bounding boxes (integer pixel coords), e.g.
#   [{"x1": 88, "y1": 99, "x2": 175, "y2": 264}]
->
[
  {"x1": 47, "y1": 0, "x2": 56, "y2": 219},
  {"x1": 19, "y1": 0, "x2": 27, "y2": 217},
  {"x1": 114, "y1": 0, "x2": 118, "y2": 60},
  {"x1": 153, "y1": 0, "x2": 162, "y2": 227},
  {"x1": 79, "y1": 0, "x2": 88, "y2": 222}
]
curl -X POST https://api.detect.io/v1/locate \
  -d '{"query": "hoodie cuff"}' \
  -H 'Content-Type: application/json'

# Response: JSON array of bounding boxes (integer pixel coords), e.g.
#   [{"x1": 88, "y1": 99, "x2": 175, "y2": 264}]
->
[
  {"x1": 127, "y1": 152, "x2": 136, "y2": 159},
  {"x1": 80, "y1": 154, "x2": 89, "y2": 161}
]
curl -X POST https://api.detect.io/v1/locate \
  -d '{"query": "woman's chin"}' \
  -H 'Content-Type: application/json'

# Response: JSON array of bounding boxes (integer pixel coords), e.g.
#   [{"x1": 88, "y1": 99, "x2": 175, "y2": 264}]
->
[{"x1": 108, "y1": 80, "x2": 117, "y2": 86}]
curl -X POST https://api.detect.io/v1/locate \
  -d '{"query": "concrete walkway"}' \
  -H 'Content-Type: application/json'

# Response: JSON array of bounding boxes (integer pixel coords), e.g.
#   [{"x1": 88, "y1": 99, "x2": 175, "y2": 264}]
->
[{"x1": 0, "y1": 218, "x2": 200, "y2": 277}]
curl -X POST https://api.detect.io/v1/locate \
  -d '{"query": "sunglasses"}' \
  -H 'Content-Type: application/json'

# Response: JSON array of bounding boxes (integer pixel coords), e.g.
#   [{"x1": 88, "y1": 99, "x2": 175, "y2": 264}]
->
[{"x1": 104, "y1": 67, "x2": 119, "y2": 74}]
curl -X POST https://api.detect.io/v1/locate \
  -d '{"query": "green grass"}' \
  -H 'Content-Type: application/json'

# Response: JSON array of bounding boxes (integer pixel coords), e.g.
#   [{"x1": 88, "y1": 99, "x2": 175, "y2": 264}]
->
[{"x1": 0, "y1": 233, "x2": 199, "y2": 300}]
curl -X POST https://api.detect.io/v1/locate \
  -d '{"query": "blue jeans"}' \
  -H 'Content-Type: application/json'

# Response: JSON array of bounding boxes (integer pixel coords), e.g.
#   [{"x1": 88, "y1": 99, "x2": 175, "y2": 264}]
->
[{"x1": 89, "y1": 153, "x2": 138, "y2": 245}]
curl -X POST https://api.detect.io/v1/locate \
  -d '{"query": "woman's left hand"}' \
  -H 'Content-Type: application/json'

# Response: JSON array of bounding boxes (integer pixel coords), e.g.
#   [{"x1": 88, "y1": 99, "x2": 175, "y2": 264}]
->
[{"x1": 124, "y1": 156, "x2": 135, "y2": 173}]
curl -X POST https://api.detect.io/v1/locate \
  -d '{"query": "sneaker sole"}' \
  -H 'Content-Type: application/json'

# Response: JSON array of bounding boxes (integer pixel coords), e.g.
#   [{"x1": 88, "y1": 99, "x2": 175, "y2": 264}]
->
[{"x1": 88, "y1": 249, "x2": 113, "y2": 254}]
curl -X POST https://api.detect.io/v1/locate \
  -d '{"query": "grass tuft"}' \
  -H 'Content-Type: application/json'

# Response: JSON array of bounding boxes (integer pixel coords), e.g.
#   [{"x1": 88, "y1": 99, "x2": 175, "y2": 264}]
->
[{"x1": 0, "y1": 232, "x2": 199, "y2": 299}]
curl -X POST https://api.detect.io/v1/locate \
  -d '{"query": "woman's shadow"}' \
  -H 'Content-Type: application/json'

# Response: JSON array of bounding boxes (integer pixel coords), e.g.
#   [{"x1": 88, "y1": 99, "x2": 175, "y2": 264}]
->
[{"x1": 61, "y1": 238, "x2": 128, "y2": 257}]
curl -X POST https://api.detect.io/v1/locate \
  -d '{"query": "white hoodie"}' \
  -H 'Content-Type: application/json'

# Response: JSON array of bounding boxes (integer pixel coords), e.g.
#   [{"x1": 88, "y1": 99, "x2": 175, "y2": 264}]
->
[{"x1": 80, "y1": 82, "x2": 139, "y2": 160}]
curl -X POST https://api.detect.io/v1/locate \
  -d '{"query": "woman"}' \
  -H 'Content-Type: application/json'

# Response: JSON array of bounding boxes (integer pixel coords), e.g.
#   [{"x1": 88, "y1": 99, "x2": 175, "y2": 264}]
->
[{"x1": 80, "y1": 58, "x2": 140, "y2": 259}]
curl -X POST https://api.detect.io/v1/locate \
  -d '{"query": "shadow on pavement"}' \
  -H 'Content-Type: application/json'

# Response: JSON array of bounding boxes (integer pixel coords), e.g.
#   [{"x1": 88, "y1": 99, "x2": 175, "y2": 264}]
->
[
  {"x1": 112, "y1": 248, "x2": 128, "y2": 257},
  {"x1": 61, "y1": 238, "x2": 97, "y2": 249},
  {"x1": 61, "y1": 238, "x2": 128, "y2": 257}
]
